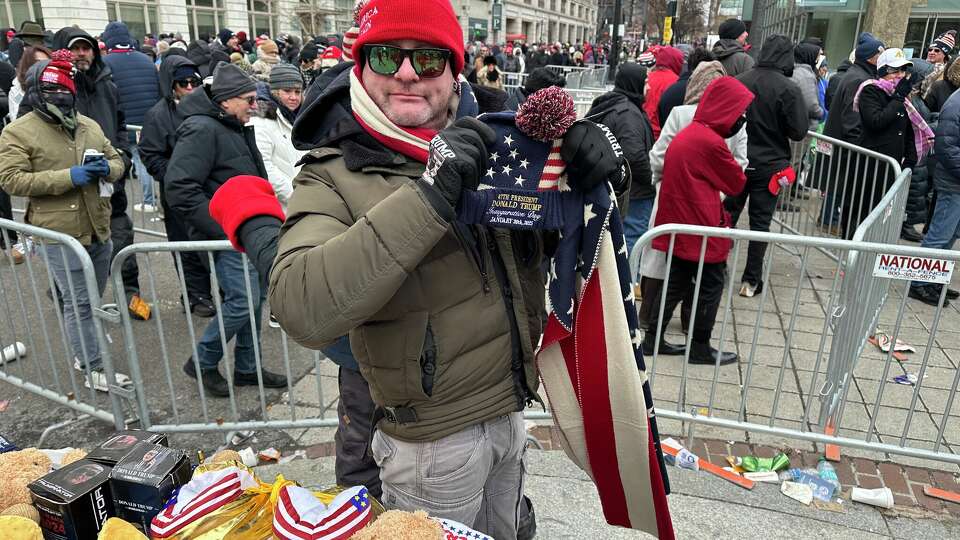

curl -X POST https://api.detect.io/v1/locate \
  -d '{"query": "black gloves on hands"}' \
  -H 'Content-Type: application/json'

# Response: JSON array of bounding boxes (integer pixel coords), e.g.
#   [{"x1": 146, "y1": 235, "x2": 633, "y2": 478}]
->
[
  {"x1": 560, "y1": 120, "x2": 629, "y2": 195},
  {"x1": 419, "y1": 117, "x2": 496, "y2": 212},
  {"x1": 893, "y1": 74, "x2": 913, "y2": 101}
]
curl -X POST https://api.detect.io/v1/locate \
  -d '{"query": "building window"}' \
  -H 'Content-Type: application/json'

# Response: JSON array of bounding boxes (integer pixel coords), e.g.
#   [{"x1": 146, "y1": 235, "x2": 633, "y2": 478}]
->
[
  {"x1": 107, "y1": 1, "x2": 159, "y2": 42},
  {"x1": 187, "y1": 0, "x2": 225, "y2": 41},
  {"x1": 248, "y1": 0, "x2": 277, "y2": 37},
  {"x1": 0, "y1": 0, "x2": 42, "y2": 31}
]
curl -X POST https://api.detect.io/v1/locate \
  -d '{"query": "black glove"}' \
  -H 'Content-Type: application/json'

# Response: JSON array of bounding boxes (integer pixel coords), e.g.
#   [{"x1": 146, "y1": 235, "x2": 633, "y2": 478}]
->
[
  {"x1": 894, "y1": 74, "x2": 913, "y2": 101},
  {"x1": 560, "y1": 120, "x2": 629, "y2": 194},
  {"x1": 418, "y1": 116, "x2": 496, "y2": 211}
]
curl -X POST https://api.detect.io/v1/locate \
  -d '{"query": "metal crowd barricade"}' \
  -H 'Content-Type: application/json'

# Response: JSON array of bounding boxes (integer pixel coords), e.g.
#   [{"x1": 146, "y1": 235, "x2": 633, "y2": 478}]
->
[
  {"x1": 108, "y1": 240, "x2": 340, "y2": 436},
  {"x1": 125, "y1": 125, "x2": 168, "y2": 240},
  {"x1": 0, "y1": 218, "x2": 131, "y2": 441},
  {"x1": 773, "y1": 131, "x2": 902, "y2": 256},
  {"x1": 108, "y1": 240, "x2": 552, "y2": 439},
  {"x1": 631, "y1": 222, "x2": 960, "y2": 466},
  {"x1": 822, "y1": 168, "x2": 914, "y2": 433}
]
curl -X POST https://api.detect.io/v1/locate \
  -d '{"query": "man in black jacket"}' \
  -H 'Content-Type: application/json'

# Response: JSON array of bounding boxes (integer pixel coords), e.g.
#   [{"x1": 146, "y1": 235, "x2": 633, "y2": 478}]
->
[
  {"x1": 824, "y1": 58, "x2": 851, "y2": 118},
  {"x1": 165, "y1": 63, "x2": 288, "y2": 397},
  {"x1": 585, "y1": 63, "x2": 652, "y2": 253},
  {"x1": 725, "y1": 34, "x2": 808, "y2": 297},
  {"x1": 823, "y1": 32, "x2": 885, "y2": 238},
  {"x1": 140, "y1": 55, "x2": 215, "y2": 317},
  {"x1": 54, "y1": 28, "x2": 151, "y2": 320}
]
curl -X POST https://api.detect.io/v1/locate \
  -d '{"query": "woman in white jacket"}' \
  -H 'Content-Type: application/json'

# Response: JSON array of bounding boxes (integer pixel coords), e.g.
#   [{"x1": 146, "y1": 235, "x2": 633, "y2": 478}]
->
[
  {"x1": 636, "y1": 60, "x2": 749, "y2": 353},
  {"x1": 249, "y1": 63, "x2": 307, "y2": 212}
]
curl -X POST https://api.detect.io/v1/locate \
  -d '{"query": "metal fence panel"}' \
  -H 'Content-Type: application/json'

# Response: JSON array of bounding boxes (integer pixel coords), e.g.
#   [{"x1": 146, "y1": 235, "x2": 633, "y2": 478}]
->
[
  {"x1": 0, "y1": 218, "x2": 131, "y2": 435},
  {"x1": 630, "y1": 220, "x2": 960, "y2": 466}
]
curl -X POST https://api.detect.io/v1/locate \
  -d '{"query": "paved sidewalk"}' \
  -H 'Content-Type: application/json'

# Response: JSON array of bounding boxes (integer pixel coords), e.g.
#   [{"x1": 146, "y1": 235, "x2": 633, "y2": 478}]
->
[{"x1": 254, "y1": 449, "x2": 960, "y2": 539}]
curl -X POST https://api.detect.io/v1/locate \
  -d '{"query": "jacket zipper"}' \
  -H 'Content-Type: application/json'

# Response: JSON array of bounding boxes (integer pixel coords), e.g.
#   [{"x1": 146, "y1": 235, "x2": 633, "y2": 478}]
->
[
  {"x1": 451, "y1": 222, "x2": 490, "y2": 293},
  {"x1": 486, "y1": 231, "x2": 533, "y2": 408}
]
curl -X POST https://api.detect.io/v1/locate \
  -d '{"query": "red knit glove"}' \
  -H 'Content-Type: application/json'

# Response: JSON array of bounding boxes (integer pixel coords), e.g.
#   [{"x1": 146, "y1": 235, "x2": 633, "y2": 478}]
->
[
  {"x1": 767, "y1": 166, "x2": 797, "y2": 196},
  {"x1": 210, "y1": 175, "x2": 286, "y2": 252}
]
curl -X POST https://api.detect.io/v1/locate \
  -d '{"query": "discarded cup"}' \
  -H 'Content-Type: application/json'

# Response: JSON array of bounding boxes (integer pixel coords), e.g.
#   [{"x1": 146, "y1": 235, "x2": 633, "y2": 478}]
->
[
  {"x1": 1, "y1": 342, "x2": 26, "y2": 363},
  {"x1": 851, "y1": 487, "x2": 894, "y2": 509},
  {"x1": 238, "y1": 446, "x2": 258, "y2": 467}
]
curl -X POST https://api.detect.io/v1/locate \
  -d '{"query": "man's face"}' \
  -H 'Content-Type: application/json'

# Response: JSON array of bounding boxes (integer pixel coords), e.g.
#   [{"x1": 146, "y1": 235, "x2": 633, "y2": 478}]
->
[
  {"x1": 927, "y1": 46, "x2": 946, "y2": 64},
  {"x1": 70, "y1": 41, "x2": 95, "y2": 71},
  {"x1": 737, "y1": 31, "x2": 748, "y2": 46},
  {"x1": 173, "y1": 77, "x2": 200, "y2": 99},
  {"x1": 228, "y1": 36, "x2": 238, "y2": 49},
  {"x1": 361, "y1": 39, "x2": 455, "y2": 131},
  {"x1": 220, "y1": 91, "x2": 257, "y2": 123},
  {"x1": 276, "y1": 87, "x2": 302, "y2": 110}
]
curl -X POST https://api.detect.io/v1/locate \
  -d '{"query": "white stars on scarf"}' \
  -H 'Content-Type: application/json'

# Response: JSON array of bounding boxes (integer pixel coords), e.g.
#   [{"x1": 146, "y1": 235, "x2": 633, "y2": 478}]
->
[
  {"x1": 502, "y1": 164, "x2": 513, "y2": 175},
  {"x1": 503, "y1": 134, "x2": 514, "y2": 147},
  {"x1": 490, "y1": 151, "x2": 499, "y2": 163},
  {"x1": 515, "y1": 175, "x2": 526, "y2": 186},
  {"x1": 584, "y1": 203, "x2": 597, "y2": 227},
  {"x1": 519, "y1": 158, "x2": 530, "y2": 169}
]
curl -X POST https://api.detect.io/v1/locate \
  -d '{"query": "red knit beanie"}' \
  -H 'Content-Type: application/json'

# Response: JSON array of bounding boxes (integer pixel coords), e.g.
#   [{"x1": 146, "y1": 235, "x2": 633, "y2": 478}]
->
[
  {"x1": 40, "y1": 49, "x2": 77, "y2": 95},
  {"x1": 352, "y1": 0, "x2": 464, "y2": 78}
]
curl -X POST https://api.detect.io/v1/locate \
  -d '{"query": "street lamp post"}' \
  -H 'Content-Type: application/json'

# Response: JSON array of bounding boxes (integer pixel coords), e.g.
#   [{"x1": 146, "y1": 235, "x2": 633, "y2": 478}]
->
[{"x1": 609, "y1": 0, "x2": 622, "y2": 82}]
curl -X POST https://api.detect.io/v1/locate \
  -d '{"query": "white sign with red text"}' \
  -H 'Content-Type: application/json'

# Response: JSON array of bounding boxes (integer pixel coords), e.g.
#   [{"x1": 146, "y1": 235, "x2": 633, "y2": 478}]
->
[{"x1": 873, "y1": 254, "x2": 955, "y2": 284}]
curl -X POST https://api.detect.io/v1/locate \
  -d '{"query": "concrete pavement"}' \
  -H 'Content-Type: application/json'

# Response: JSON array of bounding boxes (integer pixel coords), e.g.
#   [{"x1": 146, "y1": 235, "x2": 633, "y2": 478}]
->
[{"x1": 253, "y1": 449, "x2": 960, "y2": 539}]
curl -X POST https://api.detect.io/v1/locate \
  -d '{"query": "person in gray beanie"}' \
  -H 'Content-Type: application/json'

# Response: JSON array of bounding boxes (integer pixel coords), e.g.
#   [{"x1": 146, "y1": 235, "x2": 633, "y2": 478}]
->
[
  {"x1": 713, "y1": 18, "x2": 754, "y2": 76},
  {"x1": 250, "y1": 62, "x2": 306, "y2": 211},
  {"x1": 165, "y1": 60, "x2": 288, "y2": 398}
]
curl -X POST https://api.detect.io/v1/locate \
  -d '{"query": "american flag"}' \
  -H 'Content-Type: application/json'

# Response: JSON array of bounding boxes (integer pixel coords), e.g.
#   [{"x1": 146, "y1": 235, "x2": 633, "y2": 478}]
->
[
  {"x1": 470, "y1": 112, "x2": 674, "y2": 537},
  {"x1": 150, "y1": 467, "x2": 259, "y2": 538},
  {"x1": 273, "y1": 485, "x2": 372, "y2": 540}
]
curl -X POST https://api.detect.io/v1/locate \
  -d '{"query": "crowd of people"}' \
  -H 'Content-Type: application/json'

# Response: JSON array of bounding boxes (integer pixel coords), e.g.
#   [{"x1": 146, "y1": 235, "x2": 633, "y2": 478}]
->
[{"x1": 0, "y1": 3, "x2": 956, "y2": 538}]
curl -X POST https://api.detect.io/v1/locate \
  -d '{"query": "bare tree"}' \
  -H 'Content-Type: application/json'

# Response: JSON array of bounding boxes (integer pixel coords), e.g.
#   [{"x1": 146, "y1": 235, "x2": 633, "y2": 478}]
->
[{"x1": 673, "y1": 0, "x2": 705, "y2": 42}]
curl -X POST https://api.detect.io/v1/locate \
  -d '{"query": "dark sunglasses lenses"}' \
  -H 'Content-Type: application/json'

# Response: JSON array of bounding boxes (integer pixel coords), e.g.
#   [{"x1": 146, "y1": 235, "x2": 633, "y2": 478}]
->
[
  {"x1": 412, "y1": 49, "x2": 449, "y2": 77},
  {"x1": 367, "y1": 45, "x2": 448, "y2": 78},
  {"x1": 175, "y1": 78, "x2": 200, "y2": 88},
  {"x1": 929, "y1": 47, "x2": 942, "y2": 53}
]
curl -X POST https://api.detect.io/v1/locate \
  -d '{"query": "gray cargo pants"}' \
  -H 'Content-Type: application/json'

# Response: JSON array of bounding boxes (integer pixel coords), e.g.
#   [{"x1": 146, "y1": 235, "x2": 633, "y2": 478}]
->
[{"x1": 371, "y1": 412, "x2": 526, "y2": 540}]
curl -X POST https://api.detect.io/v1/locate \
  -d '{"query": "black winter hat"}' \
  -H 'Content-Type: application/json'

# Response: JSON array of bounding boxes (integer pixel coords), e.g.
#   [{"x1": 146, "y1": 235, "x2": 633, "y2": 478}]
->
[
  {"x1": 524, "y1": 67, "x2": 566, "y2": 94},
  {"x1": 211, "y1": 62, "x2": 256, "y2": 103},
  {"x1": 218, "y1": 28, "x2": 234, "y2": 45},
  {"x1": 718, "y1": 19, "x2": 747, "y2": 40}
]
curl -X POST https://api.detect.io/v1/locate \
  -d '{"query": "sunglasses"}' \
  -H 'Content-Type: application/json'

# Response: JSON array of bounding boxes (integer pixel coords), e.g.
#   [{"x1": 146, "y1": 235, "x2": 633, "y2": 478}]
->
[
  {"x1": 929, "y1": 47, "x2": 944, "y2": 53},
  {"x1": 174, "y1": 78, "x2": 201, "y2": 89},
  {"x1": 362, "y1": 44, "x2": 451, "y2": 78}
]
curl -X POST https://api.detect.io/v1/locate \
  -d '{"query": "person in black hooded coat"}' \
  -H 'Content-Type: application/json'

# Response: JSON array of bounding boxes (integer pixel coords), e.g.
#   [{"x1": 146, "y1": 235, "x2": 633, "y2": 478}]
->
[
  {"x1": 187, "y1": 39, "x2": 215, "y2": 78},
  {"x1": 140, "y1": 55, "x2": 215, "y2": 315},
  {"x1": 585, "y1": 63, "x2": 652, "y2": 252},
  {"x1": 726, "y1": 34, "x2": 807, "y2": 297}
]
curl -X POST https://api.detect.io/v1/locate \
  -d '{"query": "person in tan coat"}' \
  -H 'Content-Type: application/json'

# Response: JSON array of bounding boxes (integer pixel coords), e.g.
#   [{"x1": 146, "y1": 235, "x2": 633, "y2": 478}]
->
[{"x1": 0, "y1": 52, "x2": 128, "y2": 392}]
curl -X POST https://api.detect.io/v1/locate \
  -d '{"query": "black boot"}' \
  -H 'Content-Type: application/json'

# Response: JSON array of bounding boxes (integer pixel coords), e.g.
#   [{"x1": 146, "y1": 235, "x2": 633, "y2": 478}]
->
[
  {"x1": 517, "y1": 495, "x2": 537, "y2": 540},
  {"x1": 191, "y1": 298, "x2": 216, "y2": 318},
  {"x1": 641, "y1": 331, "x2": 686, "y2": 356},
  {"x1": 689, "y1": 342, "x2": 738, "y2": 366},
  {"x1": 234, "y1": 369, "x2": 288, "y2": 388},
  {"x1": 183, "y1": 358, "x2": 230, "y2": 397},
  {"x1": 948, "y1": 288, "x2": 960, "y2": 300},
  {"x1": 900, "y1": 224, "x2": 923, "y2": 243},
  {"x1": 908, "y1": 284, "x2": 950, "y2": 307}
]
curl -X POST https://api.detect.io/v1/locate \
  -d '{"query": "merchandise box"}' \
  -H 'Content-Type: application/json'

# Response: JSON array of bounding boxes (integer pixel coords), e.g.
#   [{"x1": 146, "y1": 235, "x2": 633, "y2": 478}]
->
[
  {"x1": 29, "y1": 459, "x2": 115, "y2": 540},
  {"x1": 85, "y1": 430, "x2": 167, "y2": 466},
  {"x1": 109, "y1": 442, "x2": 192, "y2": 533}
]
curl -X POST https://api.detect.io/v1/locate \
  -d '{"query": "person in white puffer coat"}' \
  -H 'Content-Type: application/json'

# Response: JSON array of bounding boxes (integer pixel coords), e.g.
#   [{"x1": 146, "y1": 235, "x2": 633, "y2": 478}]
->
[{"x1": 248, "y1": 63, "x2": 307, "y2": 211}]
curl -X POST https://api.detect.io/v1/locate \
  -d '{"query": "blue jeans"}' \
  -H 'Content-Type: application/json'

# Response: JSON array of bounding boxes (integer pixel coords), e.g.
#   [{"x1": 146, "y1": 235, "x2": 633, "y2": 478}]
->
[
  {"x1": 912, "y1": 190, "x2": 960, "y2": 290},
  {"x1": 196, "y1": 250, "x2": 266, "y2": 373},
  {"x1": 44, "y1": 241, "x2": 112, "y2": 370},
  {"x1": 623, "y1": 197, "x2": 654, "y2": 257},
  {"x1": 132, "y1": 147, "x2": 155, "y2": 206}
]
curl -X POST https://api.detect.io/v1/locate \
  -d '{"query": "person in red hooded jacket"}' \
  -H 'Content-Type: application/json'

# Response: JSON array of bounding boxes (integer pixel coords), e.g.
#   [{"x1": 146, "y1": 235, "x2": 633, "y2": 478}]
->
[
  {"x1": 648, "y1": 76, "x2": 754, "y2": 365},
  {"x1": 643, "y1": 45, "x2": 684, "y2": 139}
]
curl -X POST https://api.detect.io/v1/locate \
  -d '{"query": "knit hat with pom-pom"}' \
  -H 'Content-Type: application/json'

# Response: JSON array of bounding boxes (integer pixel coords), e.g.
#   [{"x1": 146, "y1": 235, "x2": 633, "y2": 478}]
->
[{"x1": 40, "y1": 49, "x2": 76, "y2": 95}]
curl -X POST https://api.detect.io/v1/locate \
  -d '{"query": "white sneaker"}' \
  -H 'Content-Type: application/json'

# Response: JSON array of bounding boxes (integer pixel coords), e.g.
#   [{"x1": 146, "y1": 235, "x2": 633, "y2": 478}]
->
[
  {"x1": 1, "y1": 342, "x2": 26, "y2": 363},
  {"x1": 134, "y1": 203, "x2": 159, "y2": 213},
  {"x1": 739, "y1": 282, "x2": 758, "y2": 298},
  {"x1": 268, "y1": 313, "x2": 281, "y2": 329},
  {"x1": 74, "y1": 359, "x2": 132, "y2": 391}
]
